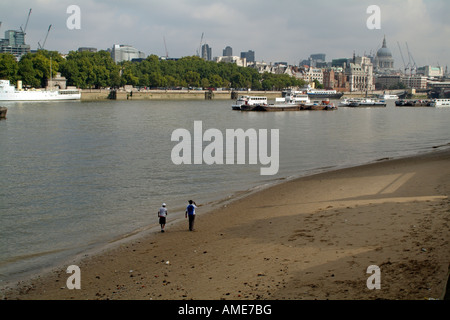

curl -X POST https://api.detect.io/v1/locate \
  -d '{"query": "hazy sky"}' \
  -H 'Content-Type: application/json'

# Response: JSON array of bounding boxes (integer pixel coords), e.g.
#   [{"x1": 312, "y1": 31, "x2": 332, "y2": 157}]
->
[{"x1": 1, "y1": 0, "x2": 449, "y2": 68}]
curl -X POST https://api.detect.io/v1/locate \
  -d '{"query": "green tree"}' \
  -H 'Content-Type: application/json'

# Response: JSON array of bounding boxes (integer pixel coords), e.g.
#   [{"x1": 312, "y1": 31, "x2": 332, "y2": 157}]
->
[
  {"x1": 59, "y1": 50, "x2": 120, "y2": 89},
  {"x1": 17, "y1": 52, "x2": 55, "y2": 88},
  {"x1": 121, "y1": 69, "x2": 139, "y2": 86},
  {"x1": 185, "y1": 71, "x2": 200, "y2": 88},
  {"x1": 0, "y1": 53, "x2": 19, "y2": 83},
  {"x1": 313, "y1": 79, "x2": 324, "y2": 89},
  {"x1": 209, "y1": 74, "x2": 225, "y2": 88}
]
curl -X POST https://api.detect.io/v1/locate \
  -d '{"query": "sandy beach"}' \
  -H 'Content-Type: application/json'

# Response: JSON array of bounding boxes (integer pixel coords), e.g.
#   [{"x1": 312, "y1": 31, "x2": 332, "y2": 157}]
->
[{"x1": 2, "y1": 148, "x2": 449, "y2": 301}]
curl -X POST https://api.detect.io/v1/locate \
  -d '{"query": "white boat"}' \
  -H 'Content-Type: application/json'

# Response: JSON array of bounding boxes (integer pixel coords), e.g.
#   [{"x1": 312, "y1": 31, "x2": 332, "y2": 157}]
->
[
  {"x1": 276, "y1": 90, "x2": 310, "y2": 105},
  {"x1": 305, "y1": 88, "x2": 344, "y2": 99},
  {"x1": 231, "y1": 96, "x2": 268, "y2": 111},
  {"x1": 339, "y1": 98, "x2": 354, "y2": 107},
  {"x1": 0, "y1": 80, "x2": 81, "y2": 101},
  {"x1": 430, "y1": 99, "x2": 450, "y2": 107},
  {"x1": 379, "y1": 94, "x2": 399, "y2": 100},
  {"x1": 344, "y1": 98, "x2": 386, "y2": 107}
]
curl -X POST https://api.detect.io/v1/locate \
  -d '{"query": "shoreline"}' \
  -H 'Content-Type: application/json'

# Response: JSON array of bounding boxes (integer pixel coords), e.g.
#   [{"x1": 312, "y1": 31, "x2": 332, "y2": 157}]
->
[
  {"x1": 78, "y1": 89, "x2": 406, "y2": 101},
  {"x1": 1, "y1": 147, "x2": 450, "y2": 300},
  {"x1": 0, "y1": 146, "x2": 436, "y2": 287}
]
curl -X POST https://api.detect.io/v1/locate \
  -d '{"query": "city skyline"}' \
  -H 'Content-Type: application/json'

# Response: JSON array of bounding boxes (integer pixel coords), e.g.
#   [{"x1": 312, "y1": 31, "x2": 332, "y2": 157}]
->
[{"x1": 0, "y1": 0, "x2": 449, "y2": 69}]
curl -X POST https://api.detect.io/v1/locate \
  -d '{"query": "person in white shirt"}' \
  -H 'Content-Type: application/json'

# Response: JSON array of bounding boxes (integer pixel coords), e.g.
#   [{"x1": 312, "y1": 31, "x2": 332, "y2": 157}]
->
[{"x1": 158, "y1": 203, "x2": 168, "y2": 233}]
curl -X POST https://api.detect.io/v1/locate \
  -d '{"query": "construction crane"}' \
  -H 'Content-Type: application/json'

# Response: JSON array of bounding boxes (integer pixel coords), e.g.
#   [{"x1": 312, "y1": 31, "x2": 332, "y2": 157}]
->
[
  {"x1": 163, "y1": 36, "x2": 169, "y2": 59},
  {"x1": 405, "y1": 42, "x2": 417, "y2": 75},
  {"x1": 20, "y1": 8, "x2": 32, "y2": 34},
  {"x1": 38, "y1": 25, "x2": 52, "y2": 50},
  {"x1": 397, "y1": 41, "x2": 409, "y2": 75},
  {"x1": 196, "y1": 32, "x2": 204, "y2": 57}
]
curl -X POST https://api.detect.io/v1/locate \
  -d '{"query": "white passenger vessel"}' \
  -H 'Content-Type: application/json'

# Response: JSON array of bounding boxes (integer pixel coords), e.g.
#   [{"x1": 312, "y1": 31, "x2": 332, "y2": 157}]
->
[
  {"x1": 379, "y1": 94, "x2": 399, "y2": 100},
  {"x1": 0, "y1": 80, "x2": 81, "y2": 101},
  {"x1": 430, "y1": 99, "x2": 450, "y2": 107},
  {"x1": 231, "y1": 96, "x2": 268, "y2": 110}
]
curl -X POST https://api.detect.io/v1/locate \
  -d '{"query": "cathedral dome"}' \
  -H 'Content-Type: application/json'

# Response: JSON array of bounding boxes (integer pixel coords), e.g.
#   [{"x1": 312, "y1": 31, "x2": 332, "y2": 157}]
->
[
  {"x1": 376, "y1": 37, "x2": 392, "y2": 58},
  {"x1": 374, "y1": 36, "x2": 394, "y2": 72},
  {"x1": 377, "y1": 47, "x2": 392, "y2": 58}
]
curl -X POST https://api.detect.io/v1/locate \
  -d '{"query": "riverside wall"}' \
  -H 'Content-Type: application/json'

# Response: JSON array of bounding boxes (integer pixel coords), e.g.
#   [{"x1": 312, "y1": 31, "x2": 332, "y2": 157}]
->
[
  {"x1": 80, "y1": 89, "x2": 282, "y2": 101},
  {"x1": 80, "y1": 89, "x2": 406, "y2": 101}
]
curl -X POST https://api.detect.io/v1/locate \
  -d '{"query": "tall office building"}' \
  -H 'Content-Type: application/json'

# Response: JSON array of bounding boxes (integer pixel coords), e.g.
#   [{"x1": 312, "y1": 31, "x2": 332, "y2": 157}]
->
[
  {"x1": 310, "y1": 53, "x2": 326, "y2": 62},
  {"x1": 0, "y1": 30, "x2": 31, "y2": 59},
  {"x1": 202, "y1": 44, "x2": 212, "y2": 61},
  {"x1": 223, "y1": 46, "x2": 233, "y2": 57},
  {"x1": 241, "y1": 50, "x2": 255, "y2": 63}
]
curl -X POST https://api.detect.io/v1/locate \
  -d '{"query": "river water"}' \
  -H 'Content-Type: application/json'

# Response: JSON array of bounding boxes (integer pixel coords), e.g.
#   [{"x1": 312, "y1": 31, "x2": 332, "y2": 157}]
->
[{"x1": 1, "y1": 99, "x2": 449, "y2": 285}]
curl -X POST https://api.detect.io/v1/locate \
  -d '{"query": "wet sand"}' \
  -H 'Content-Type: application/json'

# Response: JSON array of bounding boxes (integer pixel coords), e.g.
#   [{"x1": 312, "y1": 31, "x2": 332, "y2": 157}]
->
[{"x1": 2, "y1": 149, "x2": 450, "y2": 300}]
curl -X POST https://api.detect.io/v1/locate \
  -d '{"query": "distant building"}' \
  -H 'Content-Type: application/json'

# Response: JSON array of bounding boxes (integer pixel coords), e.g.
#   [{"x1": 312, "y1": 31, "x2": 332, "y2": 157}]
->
[
  {"x1": 251, "y1": 61, "x2": 273, "y2": 73},
  {"x1": 373, "y1": 36, "x2": 395, "y2": 73},
  {"x1": 78, "y1": 47, "x2": 97, "y2": 53},
  {"x1": 201, "y1": 44, "x2": 212, "y2": 61},
  {"x1": 301, "y1": 66, "x2": 324, "y2": 84},
  {"x1": 223, "y1": 46, "x2": 233, "y2": 57},
  {"x1": 0, "y1": 30, "x2": 30, "y2": 60},
  {"x1": 332, "y1": 58, "x2": 350, "y2": 68},
  {"x1": 310, "y1": 53, "x2": 326, "y2": 62},
  {"x1": 240, "y1": 50, "x2": 255, "y2": 63},
  {"x1": 402, "y1": 75, "x2": 428, "y2": 90},
  {"x1": 346, "y1": 56, "x2": 375, "y2": 92},
  {"x1": 111, "y1": 44, "x2": 146, "y2": 63},
  {"x1": 300, "y1": 53, "x2": 326, "y2": 68},
  {"x1": 215, "y1": 56, "x2": 247, "y2": 67},
  {"x1": 375, "y1": 74, "x2": 403, "y2": 90},
  {"x1": 417, "y1": 65, "x2": 444, "y2": 78}
]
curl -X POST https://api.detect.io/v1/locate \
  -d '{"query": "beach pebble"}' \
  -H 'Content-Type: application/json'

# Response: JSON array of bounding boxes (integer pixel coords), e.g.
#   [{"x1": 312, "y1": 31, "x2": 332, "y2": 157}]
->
[{"x1": 165, "y1": 261, "x2": 170, "y2": 265}]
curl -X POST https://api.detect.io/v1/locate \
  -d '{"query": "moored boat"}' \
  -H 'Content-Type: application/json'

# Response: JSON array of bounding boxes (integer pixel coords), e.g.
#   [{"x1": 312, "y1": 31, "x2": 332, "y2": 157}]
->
[
  {"x1": 305, "y1": 88, "x2": 344, "y2": 99},
  {"x1": 379, "y1": 94, "x2": 399, "y2": 100},
  {"x1": 348, "y1": 98, "x2": 386, "y2": 107},
  {"x1": 232, "y1": 95, "x2": 268, "y2": 110},
  {"x1": 256, "y1": 99, "x2": 337, "y2": 112},
  {"x1": 395, "y1": 99, "x2": 433, "y2": 107},
  {"x1": 430, "y1": 99, "x2": 450, "y2": 107},
  {"x1": 0, "y1": 80, "x2": 81, "y2": 101}
]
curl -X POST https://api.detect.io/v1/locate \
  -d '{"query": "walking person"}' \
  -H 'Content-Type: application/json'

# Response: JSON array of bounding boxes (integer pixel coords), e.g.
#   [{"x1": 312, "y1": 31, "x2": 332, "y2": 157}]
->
[
  {"x1": 158, "y1": 203, "x2": 168, "y2": 233},
  {"x1": 185, "y1": 200, "x2": 197, "y2": 231}
]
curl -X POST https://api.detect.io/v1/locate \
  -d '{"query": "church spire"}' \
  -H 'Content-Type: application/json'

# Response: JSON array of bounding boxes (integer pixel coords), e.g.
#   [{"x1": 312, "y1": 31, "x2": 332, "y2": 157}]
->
[{"x1": 382, "y1": 35, "x2": 387, "y2": 48}]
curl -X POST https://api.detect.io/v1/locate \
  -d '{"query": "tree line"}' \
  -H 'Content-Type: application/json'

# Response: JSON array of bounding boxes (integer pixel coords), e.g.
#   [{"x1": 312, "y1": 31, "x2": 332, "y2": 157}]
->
[{"x1": 0, "y1": 50, "x2": 306, "y2": 90}]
